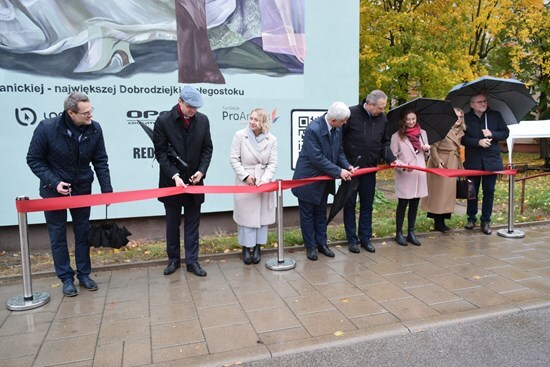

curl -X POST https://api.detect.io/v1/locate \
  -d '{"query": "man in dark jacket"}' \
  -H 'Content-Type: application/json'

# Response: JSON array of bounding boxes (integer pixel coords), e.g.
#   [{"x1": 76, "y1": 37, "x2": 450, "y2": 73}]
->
[
  {"x1": 342, "y1": 90, "x2": 395, "y2": 254},
  {"x1": 27, "y1": 92, "x2": 112, "y2": 297},
  {"x1": 153, "y1": 86, "x2": 213, "y2": 276},
  {"x1": 292, "y1": 102, "x2": 354, "y2": 261},
  {"x1": 462, "y1": 93, "x2": 509, "y2": 235}
]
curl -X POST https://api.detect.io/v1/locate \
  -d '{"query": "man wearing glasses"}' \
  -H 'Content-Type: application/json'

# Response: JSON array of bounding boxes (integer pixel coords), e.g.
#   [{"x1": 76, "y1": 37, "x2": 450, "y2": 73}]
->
[
  {"x1": 461, "y1": 93, "x2": 509, "y2": 235},
  {"x1": 27, "y1": 92, "x2": 113, "y2": 296},
  {"x1": 153, "y1": 86, "x2": 213, "y2": 277}
]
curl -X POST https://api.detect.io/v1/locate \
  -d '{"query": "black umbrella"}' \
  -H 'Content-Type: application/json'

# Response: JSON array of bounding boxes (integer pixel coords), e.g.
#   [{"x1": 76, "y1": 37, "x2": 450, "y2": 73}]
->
[
  {"x1": 137, "y1": 120, "x2": 189, "y2": 172},
  {"x1": 327, "y1": 155, "x2": 363, "y2": 225},
  {"x1": 387, "y1": 98, "x2": 458, "y2": 144},
  {"x1": 327, "y1": 178, "x2": 360, "y2": 225},
  {"x1": 88, "y1": 206, "x2": 132, "y2": 249},
  {"x1": 446, "y1": 76, "x2": 536, "y2": 124}
]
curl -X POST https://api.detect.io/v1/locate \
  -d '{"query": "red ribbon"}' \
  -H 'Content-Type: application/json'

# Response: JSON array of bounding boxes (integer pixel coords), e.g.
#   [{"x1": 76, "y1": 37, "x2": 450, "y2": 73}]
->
[{"x1": 16, "y1": 166, "x2": 515, "y2": 213}]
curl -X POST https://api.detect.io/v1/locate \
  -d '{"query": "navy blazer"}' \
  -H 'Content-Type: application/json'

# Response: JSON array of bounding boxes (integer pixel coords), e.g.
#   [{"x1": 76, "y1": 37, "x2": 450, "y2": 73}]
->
[
  {"x1": 292, "y1": 114, "x2": 350, "y2": 205},
  {"x1": 461, "y1": 109, "x2": 509, "y2": 171}
]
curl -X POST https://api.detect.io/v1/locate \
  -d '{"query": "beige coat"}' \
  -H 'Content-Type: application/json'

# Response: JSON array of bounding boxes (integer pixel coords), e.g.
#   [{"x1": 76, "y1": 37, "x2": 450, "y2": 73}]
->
[
  {"x1": 230, "y1": 128, "x2": 277, "y2": 228},
  {"x1": 390, "y1": 130, "x2": 429, "y2": 199},
  {"x1": 420, "y1": 128, "x2": 465, "y2": 214}
]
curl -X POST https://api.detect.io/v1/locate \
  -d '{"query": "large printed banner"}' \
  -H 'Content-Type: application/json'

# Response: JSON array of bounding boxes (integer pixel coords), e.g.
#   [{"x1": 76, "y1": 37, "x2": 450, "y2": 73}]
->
[{"x1": 0, "y1": 0, "x2": 360, "y2": 226}]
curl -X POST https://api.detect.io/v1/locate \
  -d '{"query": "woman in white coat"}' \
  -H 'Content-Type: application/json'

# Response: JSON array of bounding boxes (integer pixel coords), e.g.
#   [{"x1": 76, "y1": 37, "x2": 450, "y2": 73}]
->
[
  {"x1": 230, "y1": 108, "x2": 278, "y2": 264},
  {"x1": 390, "y1": 109, "x2": 430, "y2": 246}
]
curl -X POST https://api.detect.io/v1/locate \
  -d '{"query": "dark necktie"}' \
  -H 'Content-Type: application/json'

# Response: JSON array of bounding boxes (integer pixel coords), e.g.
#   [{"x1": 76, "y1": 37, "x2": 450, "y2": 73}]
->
[
  {"x1": 330, "y1": 127, "x2": 336, "y2": 145},
  {"x1": 183, "y1": 117, "x2": 190, "y2": 129}
]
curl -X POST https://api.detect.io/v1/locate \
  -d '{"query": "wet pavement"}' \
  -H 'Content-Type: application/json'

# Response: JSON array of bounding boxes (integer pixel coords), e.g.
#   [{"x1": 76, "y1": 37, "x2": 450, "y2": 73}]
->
[{"x1": 1, "y1": 222, "x2": 549, "y2": 367}]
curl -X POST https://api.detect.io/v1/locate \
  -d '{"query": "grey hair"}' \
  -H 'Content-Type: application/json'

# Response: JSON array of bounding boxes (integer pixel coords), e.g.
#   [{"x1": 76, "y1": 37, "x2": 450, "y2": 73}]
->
[
  {"x1": 64, "y1": 92, "x2": 90, "y2": 111},
  {"x1": 365, "y1": 90, "x2": 387, "y2": 104},
  {"x1": 326, "y1": 101, "x2": 350, "y2": 120}
]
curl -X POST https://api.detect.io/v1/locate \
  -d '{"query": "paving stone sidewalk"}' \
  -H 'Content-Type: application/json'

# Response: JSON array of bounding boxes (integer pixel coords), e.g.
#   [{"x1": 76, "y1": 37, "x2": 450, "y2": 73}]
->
[{"x1": 1, "y1": 223, "x2": 549, "y2": 367}]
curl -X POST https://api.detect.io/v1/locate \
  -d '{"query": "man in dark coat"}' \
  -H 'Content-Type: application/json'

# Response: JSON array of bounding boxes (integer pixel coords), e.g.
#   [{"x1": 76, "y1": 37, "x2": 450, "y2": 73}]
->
[
  {"x1": 462, "y1": 93, "x2": 509, "y2": 235},
  {"x1": 27, "y1": 92, "x2": 112, "y2": 297},
  {"x1": 153, "y1": 86, "x2": 213, "y2": 276},
  {"x1": 292, "y1": 102, "x2": 354, "y2": 261},
  {"x1": 342, "y1": 90, "x2": 395, "y2": 254}
]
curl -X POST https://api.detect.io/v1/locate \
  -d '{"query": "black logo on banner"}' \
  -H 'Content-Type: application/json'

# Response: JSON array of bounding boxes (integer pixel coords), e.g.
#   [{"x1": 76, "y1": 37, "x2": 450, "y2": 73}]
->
[{"x1": 15, "y1": 107, "x2": 37, "y2": 126}]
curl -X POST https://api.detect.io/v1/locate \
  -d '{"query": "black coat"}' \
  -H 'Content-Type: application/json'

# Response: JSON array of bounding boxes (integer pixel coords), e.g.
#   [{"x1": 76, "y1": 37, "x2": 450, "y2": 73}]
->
[
  {"x1": 153, "y1": 105, "x2": 213, "y2": 206},
  {"x1": 26, "y1": 112, "x2": 112, "y2": 198},
  {"x1": 462, "y1": 109, "x2": 509, "y2": 171},
  {"x1": 342, "y1": 99, "x2": 395, "y2": 167}
]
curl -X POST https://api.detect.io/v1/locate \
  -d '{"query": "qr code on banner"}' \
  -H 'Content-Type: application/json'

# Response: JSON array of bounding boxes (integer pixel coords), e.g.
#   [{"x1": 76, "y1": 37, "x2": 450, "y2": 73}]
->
[{"x1": 290, "y1": 109, "x2": 326, "y2": 170}]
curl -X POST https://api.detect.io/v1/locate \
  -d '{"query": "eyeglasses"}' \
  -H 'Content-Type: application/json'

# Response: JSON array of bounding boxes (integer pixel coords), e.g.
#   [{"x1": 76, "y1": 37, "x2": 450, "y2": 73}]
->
[
  {"x1": 472, "y1": 100, "x2": 487, "y2": 104},
  {"x1": 73, "y1": 107, "x2": 94, "y2": 117}
]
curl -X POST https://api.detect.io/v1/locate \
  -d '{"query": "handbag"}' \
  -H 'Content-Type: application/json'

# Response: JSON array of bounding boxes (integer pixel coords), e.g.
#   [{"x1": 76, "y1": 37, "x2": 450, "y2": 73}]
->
[{"x1": 456, "y1": 177, "x2": 476, "y2": 199}]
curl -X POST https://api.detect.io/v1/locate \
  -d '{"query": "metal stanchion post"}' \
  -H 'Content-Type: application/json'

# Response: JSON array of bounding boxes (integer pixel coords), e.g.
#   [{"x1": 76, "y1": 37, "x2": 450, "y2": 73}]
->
[
  {"x1": 7, "y1": 197, "x2": 50, "y2": 311},
  {"x1": 497, "y1": 165, "x2": 525, "y2": 238},
  {"x1": 266, "y1": 180, "x2": 296, "y2": 271}
]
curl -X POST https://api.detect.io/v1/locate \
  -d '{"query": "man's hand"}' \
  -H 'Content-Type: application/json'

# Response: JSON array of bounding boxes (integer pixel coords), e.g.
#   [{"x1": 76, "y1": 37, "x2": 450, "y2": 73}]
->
[
  {"x1": 479, "y1": 138, "x2": 492, "y2": 148},
  {"x1": 174, "y1": 176, "x2": 188, "y2": 188},
  {"x1": 340, "y1": 169, "x2": 352, "y2": 181},
  {"x1": 482, "y1": 129, "x2": 492, "y2": 138},
  {"x1": 189, "y1": 171, "x2": 204, "y2": 185},
  {"x1": 57, "y1": 182, "x2": 72, "y2": 195}
]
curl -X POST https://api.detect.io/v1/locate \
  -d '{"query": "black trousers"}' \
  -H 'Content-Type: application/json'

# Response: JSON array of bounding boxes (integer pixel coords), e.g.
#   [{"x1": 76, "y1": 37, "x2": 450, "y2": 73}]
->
[
  {"x1": 164, "y1": 203, "x2": 201, "y2": 265},
  {"x1": 396, "y1": 198, "x2": 420, "y2": 232}
]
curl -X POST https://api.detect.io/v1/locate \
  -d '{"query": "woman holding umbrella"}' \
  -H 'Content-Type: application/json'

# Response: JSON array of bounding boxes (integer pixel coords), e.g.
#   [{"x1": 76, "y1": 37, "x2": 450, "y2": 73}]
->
[
  {"x1": 230, "y1": 108, "x2": 278, "y2": 265},
  {"x1": 420, "y1": 108, "x2": 466, "y2": 232},
  {"x1": 390, "y1": 109, "x2": 430, "y2": 246}
]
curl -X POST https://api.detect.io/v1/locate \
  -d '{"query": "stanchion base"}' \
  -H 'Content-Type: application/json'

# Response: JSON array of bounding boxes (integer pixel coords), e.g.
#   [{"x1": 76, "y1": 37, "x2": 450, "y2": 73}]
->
[
  {"x1": 7, "y1": 292, "x2": 50, "y2": 311},
  {"x1": 497, "y1": 228, "x2": 525, "y2": 238},
  {"x1": 266, "y1": 258, "x2": 296, "y2": 271}
]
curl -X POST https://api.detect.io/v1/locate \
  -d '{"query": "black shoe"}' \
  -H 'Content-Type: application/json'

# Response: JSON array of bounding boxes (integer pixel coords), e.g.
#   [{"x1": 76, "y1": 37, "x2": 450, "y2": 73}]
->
[
  {"x1": 186, "y1": 262, "x2": 207, "y2": 277},
  {"x1": 360, "y1": 240, "x2": 376, "y2": 253},
  {"x1": 434, "y1": 222, "x2": 449, "y2": 233},
  {"x1": 163, "y1": 261, "x2": 181, "y2": 275},
  {"x1": 348, "y1": 242, "x2": 360, "y2": 253},
  {"x1": 317, "y1": 244, "x2": 335, "y2": 257},
  {"x1": 442, "y1": 224, "x2": 452, "y2": 232},
  {"x1": 464, "y1": 220, "x2": 475, "y2": 230},
  {"x1": 407, "y1": 230, "x2": 421, "y2": 246},
  {"x1": 306, "y1": 247, "x2": 318, "y2": 261},
  {"x1": 62, "y1": 279, "x2": 78, "y2": 297},
  {"x1": 481, "y1": 221, "x2": 492, "y2": 235},
  {"x1": 395, "y1": 231, "x2": 408, "y2": 246},
  {"x1": 252, "y1": 244, "x2": 262, "y2": 264},
  {"x1": 242, "y1": 247, "x2": 252, "y2": 265},
  {"x1": 78, "y1": 275, "x2": 98, "y2": 291}
]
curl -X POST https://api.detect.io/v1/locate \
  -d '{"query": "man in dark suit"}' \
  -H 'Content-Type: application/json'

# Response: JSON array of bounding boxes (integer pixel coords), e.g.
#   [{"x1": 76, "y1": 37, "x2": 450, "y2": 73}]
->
[
  {"x1": 461, "y1": 93, "x2": 509, "y2": 235},
  {"x1": 292, "y1": 102, "x2": 355, "y2": 261},
  {"x1": 153, "y1": 86, "x2": 213, "y2": 276},
  {"x1": 27, "y1": 92, "x2": 112, "y2": 296}
]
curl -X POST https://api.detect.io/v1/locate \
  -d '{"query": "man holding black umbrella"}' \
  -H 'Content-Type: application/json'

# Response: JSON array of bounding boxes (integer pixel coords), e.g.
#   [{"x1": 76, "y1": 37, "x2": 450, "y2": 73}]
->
[
  {"x1": 462, "y1": 93, "x2": 509, "y2": 235},
  {"x1": 342, "y1": 90, "x2": 395, "y2": 254},
  {"x1": 292, "y1": 102, "x2": 354, "y2": 261},
  {"x1": 27, "y1": 92, "x2": 112, "y2": 297},
  {"x1": 154, "y1": 86, "x2": 213, "y2": 276}
]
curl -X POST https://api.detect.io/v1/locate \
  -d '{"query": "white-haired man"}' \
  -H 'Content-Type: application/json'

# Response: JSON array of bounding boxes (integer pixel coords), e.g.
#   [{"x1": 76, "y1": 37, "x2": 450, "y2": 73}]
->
[{"x1": 292, "y1": 102, "x2": 355, "y2": 261}]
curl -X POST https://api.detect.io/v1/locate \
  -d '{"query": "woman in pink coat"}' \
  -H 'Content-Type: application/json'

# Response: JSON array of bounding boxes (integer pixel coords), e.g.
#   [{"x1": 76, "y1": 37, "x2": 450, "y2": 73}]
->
[{"x1": 390, "y1": 109, "x2": 430, "y2": 246}]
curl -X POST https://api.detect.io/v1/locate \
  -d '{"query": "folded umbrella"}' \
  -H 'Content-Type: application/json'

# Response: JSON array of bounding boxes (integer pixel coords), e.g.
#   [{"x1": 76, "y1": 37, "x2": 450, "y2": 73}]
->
[
  {"x1": 88, "y1": 206, "x2": 132, "y2": 249},
  {"x1": 327, "y1": 177, "x2": 360, "y2": 225},
  {"x1": 446, "y1": 76, "x2": 536, "y2": 124},
  {"x1": 387, "y1": 98, "x2": 458, "y2": 145},
  {"x1": 137, "y1": 120, "x2": 189, "y2": 172}
]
